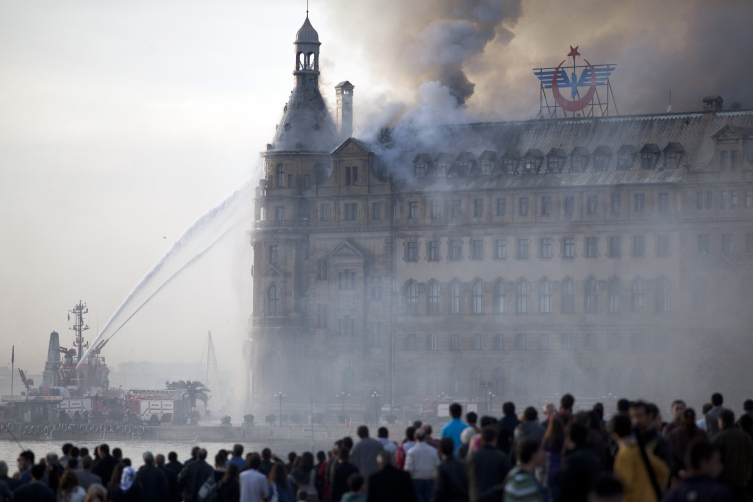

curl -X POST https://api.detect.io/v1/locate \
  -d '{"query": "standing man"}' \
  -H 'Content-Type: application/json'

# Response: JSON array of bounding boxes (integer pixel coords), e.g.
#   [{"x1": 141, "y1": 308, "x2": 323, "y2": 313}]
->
[
  {"x1": 706, "y1": 393, "x2": 724, "y2": 437},
  {"x1": 228, "y1": 445, "x2": 246, "y2": 470},
  {"x1": 441, "y1": 404, "x2": 468, "y2": 456},
  {"x1": 467, "y1": 427, "x2": 511, "y2": 502},
  {"x1": 557, "y1": 423, "x2": 602, "y2": 502},
  {"x1": 431, "y1": 437, "x2": 467, "y2": 502},
  {"x1": 350, "y1": 426, "x2": 384, "y2": 485},
  {"x1": 663, "y1": 400, "x2": 686, "y2": 436},
  {"x1": 92, "y1": 444, "x2": 118, "y2": 486},
  {"x1": 137, "y1": 451, "x2": 170, "y2": 501},
  {"x1": 405, "y1": 429, "x2": 441, "y2": 502},
  {"x1": 367, "y1": 451, "x2": 416, "y2": 502},
  {"x1": 503, "y1": 439, "x2": 546, "y2": 502},
  {"x1": 239, "y1": 454, "x2": 268, "y2": 502},
  {"x1": 15, "y1": 451, "x2": 34, "y2": 484},
  {"x1": 178, "y1": 448, "x2": 214, "y2": 502},
  {"x1": 332, "y1": 448, "x2": 359, "y2": 502},
  {"x1": 156, "y1": 454, "x2": 180, "y2": 502},
  {"x1": 713, "y1": 409, "x2": 753, "y2": 502},
  {"x1": 13, "y1": 464, "x2": 55, "y2": 502},
  {"x1": 377, "y1": 427, "x2": 398, "y2": 460}
]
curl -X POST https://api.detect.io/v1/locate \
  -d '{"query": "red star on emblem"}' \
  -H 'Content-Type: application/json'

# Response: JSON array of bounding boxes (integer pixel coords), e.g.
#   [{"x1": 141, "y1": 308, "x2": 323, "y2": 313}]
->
[{"x1": 568, "y1": 45, "x2": 580, "y2": 57}]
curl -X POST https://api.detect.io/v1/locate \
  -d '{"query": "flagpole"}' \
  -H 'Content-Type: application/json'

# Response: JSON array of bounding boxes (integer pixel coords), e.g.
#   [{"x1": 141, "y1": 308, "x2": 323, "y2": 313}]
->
[{"x1": 11, "y1": 345, "x2": 14, "y2": 395}]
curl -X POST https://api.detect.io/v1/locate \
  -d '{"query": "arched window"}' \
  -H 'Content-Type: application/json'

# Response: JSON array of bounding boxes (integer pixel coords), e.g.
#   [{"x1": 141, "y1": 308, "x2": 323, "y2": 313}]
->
[
  {"x1": 472, "y1": 281, "x2": 484, "y2": 314},
  {"x1": 426, "y1": 368, "x2": 438, "y2": 395},
  {"x1": 267, "y1": 284, "x2": 280, "y2": 317},
  {"x1": 585, "y1": 278, "x2": 598, "y2": 313},
  {"x1": 471, "y1": 368, "x2": 483, "y2": 395},
  {"x1": 449, "y1": 368, "x2": 461, "y2": 394},
  {"x1": 342, "y1": 367, "x2": 356, "y2": 395},
  {"x1": 630, "y1": 368, "x2": 643, "y2": 397},
  {"x1": 427, "y1": 281, "x2": 440, "y2": 315},
  {"x1": 449, "y1": 281, "x2": 461, "y2": 314},
  {"x1": 562, "y1": 279, "x2": 574, "y2": 313},
  {"x1": 404, "y1": 334, "x2": 416, "y2": 351},
  {"x1": 276, "y1": 164, "x2": 284, "y2": 188},
  {"x1": 656, "y1": 277, "x2": 670, "y2": 312},
  {"x1": 261, "y1": 352, "x2": 281, "y2": 388},
  {"x1": 406, "y1": 281, "x2": 418, "y2": 315},
  {"x1": 538, "y1": 368, "x2": 551, "y2": 396},
  {"x1": 514, "y1": 368, "x2": 527, "y2": 396},
  {"x1": 609, "y1": 278, "x2": 621, "y2": 313},
  {"x1": 494, "y1": 281, "x2": 506, "y2": 313},
  {"x1": 607, "y1": 369, "x2": 621, "y2": 396},
  {"x1": 516, "y1": 280, "x2": 528, "y2": 313},
  {"x1": 560, "y1": 368, "x2": 574, "y2": 395},
  {"x1": 404, "y1": 367, "x2": 417, "y2": 396},
  {"x1": 493, "y1": 368, "x2": 505, "y2": 395},
  {"x1": 539, "y1": 279, "x2": 551, "y2": 313},
  {"x1": 692, "y1": 277, "x2": 706, "y2": 312},
  {"x1": 632, "y1": 278, "x2": 645, "y2": 312},
  {"x1": 584, "y1": 368, "x2": 598, "y2": 397}
]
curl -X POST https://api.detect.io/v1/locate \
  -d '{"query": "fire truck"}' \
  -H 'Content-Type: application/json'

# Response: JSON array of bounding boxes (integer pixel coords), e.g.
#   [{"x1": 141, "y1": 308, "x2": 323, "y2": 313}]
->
[
  {"x1": 421, "y1": 398, "x2": 478, "y2": 424},
  {"x1": 126, "y1": 390, "x2": 182, "y2": 424}
]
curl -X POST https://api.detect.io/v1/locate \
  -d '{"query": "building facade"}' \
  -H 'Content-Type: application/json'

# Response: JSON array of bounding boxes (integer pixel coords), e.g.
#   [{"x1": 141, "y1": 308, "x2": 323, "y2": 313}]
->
[{"x1": 247, "y1": 18, "x2": 753, "y2": 415}]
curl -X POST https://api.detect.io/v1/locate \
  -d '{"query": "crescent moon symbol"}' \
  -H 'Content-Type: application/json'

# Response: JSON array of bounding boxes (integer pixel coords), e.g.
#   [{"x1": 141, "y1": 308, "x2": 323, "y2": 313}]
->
[{"x1": 552, "y1": 59, "x2": 597, "y2": 113}]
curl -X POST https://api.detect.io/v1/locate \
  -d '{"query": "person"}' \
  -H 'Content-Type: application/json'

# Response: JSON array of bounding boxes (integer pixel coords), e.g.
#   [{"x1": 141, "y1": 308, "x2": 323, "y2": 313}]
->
[
  {"x1": 350, "y1": 426, "x2": 384, "y2": 485},
  {"x1": 513, "y1": 408, "x2": 545, "y2": 458},
  {"x1": 423, "y1": 426, "x2": 439, "y2": 449},
  {"x1": 184, "y1": 448, "x2": 200, "y2": 468},
  {"x1": 366, "y1": 451, "x2": 415, "y2": 502},
  {"x1": 610, "y1": 413, "x2": 668, "y2": 502},
  {"x1": 616, "y1": 400, "x2": 630, "y2": 416},
  {"x1": 466, "y1": 412, "x2": 479, "y2": 434},
  {"x1": 16, "y1": 450, "x2": 34, "y2": 484},
  {"x1": 288, "y1": 452, "x2": 318, "y2": 502},
  {"x1": 215, "y1": 451, "x2": 229, "y2": 483},
  {"x1": 14, "y1": 464, "x2": 56, "y2": 502},
  {"x1": 286, "y1": 453, "x2": 298, "y2": 474},
  {"x1": 0, "y1": 461, "x2": 22, "y2": 492},
  {"x1": 663, "y1": 400, "x2": 686, "y2": 436},
  {"x1": 397, "y1": 428, "x2": 417, "y2": 469},
  {"x1": 259, "y1": 449, "x2": 274, "y2": 477},
  {"x1": 75, "y1": 456, "x2": 103, "y2": 490},
  {"x1": 341, "y1": 474, "x2": 366, "y2": 502},
  {"x1": 218, "y1": 463, "x2": 241, "y2": 502},
  {"x1": 316, "y1": 450, "x2": 330, "y2": 501},
  {"x1": 457, "y1": 428, "x2": 475, "y2": 461},
  {"x1": 113, "y1": 466, "x2": 141, "y2": 502},
  {"x1": 697, "y1": 404, "x2": 713, "y2": 432},
  {"x1": 542, "y1": 416, "x2": 565, "y2": 502},
  {"x1": 467, "y1": 427, "x2": 511, "y2": 502},
  {"x1": 629, "y1": 401, "x2": 672, "y2": 473},
  {"x1": 156, "y1": 454, "x2": 179, "y2": 502},
  {"x1": 663, "y1": 442, "x2": 732, "y2": 502},
  {"x1": 328, "y1": 441, "x2": 344, "y2": 489},
  {"x1": 178, "y1": 448, "x2": 214, "y2": 502},
  {"x1": 559, "y1": 394, "x2": 575, "y2": 417},
  {"x1": 137, "y1": 451, "x2": 169, "y2": 501},
  {"x1": 587, "y1": 475, "x2": 623, "y2": 502},
  {"x1": 377, "y1": 428, "x2": 398, "y2": 459},
  {"x1": 705, "y1": 393, "x2": 724, "y2": 436},
  {"x1": 584, "y1": 411, "x2": 607, "y2": 468},
  {"x1": 332, "y1": 448, "x2": 358, "y2": 502},
  {"x1": 541, "y1": 403, "x2": 556, "y2": 430},
  {"x1": 744, "y1": 399, "x2": 753, "y2": 418},
  {"x1": 240, "y1": 454, "x2": 268, "y2": 502},
  {"x1": 84, "y1": 484, "x2": 107, "y2": 502},
  {"x1": 557, "y1": 422, "x2": 602, "y2": 502},
  {"x1": 441, "y1": 404, "x2": 468, "y2": 456},
  {"x1": 92, "y1": 445, "x2": 118, "y2": 488},
  {"x1": 106, "y1": 463, "x2": 126, "y2": 501},
  {"x1": 498, "y1": 403, "x2": 520, "y2": 455},
  {"x1": 430, "y1": 437, "x2": 467, "y2": 502},
  {"x1": 405, "y1": 429, "x2": 441, "y2": 502},
  {"x1": 58, "y1": 471, "x2": 87, "y2": 502},
  {"x1": 502, "y1": 439, "x2": 545, "y2": 502},
  {"x1": 268, "y1": 463, "x2": 294, "y2": 502},
  {"x1": 713, "y1": 408, "x2": 753, "y2": 501},
  {"x1": 667, "y1": 408, "x2": 709, "y2": 478},
  {"x1": 61, "y1": 444, "x2": 74, "y2": 469},
  {"x1": 112, "y1": 450, "x2": 123, "y2": 463},
  {"x1": 228, "y1": 445, "x2": 246, "y2": 471}
]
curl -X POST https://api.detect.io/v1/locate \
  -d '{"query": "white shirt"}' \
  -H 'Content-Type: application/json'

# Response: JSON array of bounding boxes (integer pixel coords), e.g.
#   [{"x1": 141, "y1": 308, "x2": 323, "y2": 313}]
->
[
  {"x1": 379, "y1": 437, "x2": 398, "y2": 459},
  {"x1": 696, "y1": 417, "x2": 708, "y2": 431},
  {"x1": 240, "y1": 469, "x2": 269, "y2": 502},
  {"x1": 405, "y1": 441, "x2": 440, "y2": 480}
]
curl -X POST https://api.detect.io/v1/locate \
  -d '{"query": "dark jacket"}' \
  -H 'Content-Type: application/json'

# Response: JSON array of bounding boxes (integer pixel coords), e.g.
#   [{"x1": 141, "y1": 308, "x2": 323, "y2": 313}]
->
[
  {"x1": 217, "y1": 478, "x2": 240, "y2": 502},
  {"x1": 557, "y1": 445, "x2": 602, "y2": 502},
  {"x1": 714, "y1": 426, "x2": 753, "y2": 488},
  {"x1": 706, "y1": 406, "x2": 723, "y2": 437},
  {"x1": 332, "y1": 461, "x2": 359, "y2": 502},
  {"x1": 178, "y1": 459, "x2": 215, "y2": 502},
  {"x1": 113, "y1": 483, "x2": 142, "y2": 502},
  {"x1": 638, "y1": 428, "x2": 673, "y2": 474},
  {"x1": 93, "y1": 455, "x2": 119, "y2": 486},
  {"x1": 668, "y1": 426, "x2": 709, "y2": 476},
  {"x1": 497, "y1": 416, "x2": 520, "y2": 454},
  {"x1": 137, "y1": 464, "x2": 169, "y2": 501},
  {"x1": 13, "y1": 481, "x2": 56, "y2": 502},
  {"x1": 431, "y1": 457, "x2": 468, "y2": 502},
  {"x1": 158, "y1": 465, "x2": 179, "y2": 502},
  {"x1": 259, "y1": 459, "x2": 274, "y2": 477},
  {"x1": 0, "y1": 475, "x2": 22, "y2": 492},
  {"x1": 165, "y1": 460, "x2": 183, "y2": 478},
  {"x1": 467, "y1": 445, "x2": 511, "y2": 502},
  {"x1": 663, "y1": 476, "x2": 733, "y2": 502},
  {"x1": 367, "y1": 465, "x2": 416, "y2": 502}
]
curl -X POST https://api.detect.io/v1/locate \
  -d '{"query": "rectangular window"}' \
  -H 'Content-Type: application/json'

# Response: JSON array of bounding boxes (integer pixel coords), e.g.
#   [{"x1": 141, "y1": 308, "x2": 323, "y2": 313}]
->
[
  {"x1": 338, "y1": 270, "x2": 355, "y2": 290},
  {"x1": 585, "y1": 333, "x2": 597, "y2": 350},
  {"x1": 540, "y1": 238, "x2": 552, "y2": 259},
  {"x1": 496, "y1": 198, "x2": 507, "y2": 216},
  {"x1": 518, "y1": 197, "x2": 529, "y2": 216},
  {"x1": 451, "y1": 199, "x2": 462, "y2": 217},
  {"x1": 428, "y1": 241, "x2": 440, "y2": 261},
  {"x1": 538, "y1": 334, "x2": 550, "y2": 350},
  {"x1": 369, "y1": 323, "x2": 381, "y2": 348},
  {"x1": 449, "y1": 240, "x2": 463, "y2": 261},
  {"x1": 495, "y1": 240, "x2": 506, "y2": 260},
  {"x1": 634, "y1": 193, "x2": 645, "y2": 212},
  {"x1": 563, "y1": 238, "x2": 575, "y2": 258},
  {"x1": 515, "y1": 333, "x2": 527, "y2": 350},
  {"x1": 747, "y1": 233, "x2": 753, "y2": 253},
  {"x1": 430, "y1": 201, "x2": 440, "y2": 219},
  {"x1": 370, "y1": 276, "x2": 382, "y2": 300},
  {"x1": 344, "y1": 203, "x2": 357, "y2": 220},
  {"x1": 564, "y1": 196, "x2": 575, "y2": 215},
  {"x1": 732, "y1": 191, "x2": 738, "y2": 209},
  {"x1": 494, "y1": 334, "x2": 505, "y2": 351},
  {"x1": 303, "y1": 174, "x2": 310, "y2": 189},
  {"x1": 658, "y1": 193, "x2": 669, "y2": 213},
  {"x1": 731, "y1": 150, "x2": 738, "y2": 171},
  {"x1": 632, "y1": 235, "x2": 645, "y2": 257},
  {"x1": 472, "y1": 334, "x2": 482, "y2": 351},
  {"x1": 542, "y1": 196, "x2": 551, "y2": 215},
  {"x1": 317, "y1": 305, "x2": 328, "y2": 328},
  {"x1": 372, "y1": 202, "x2": 382, "y2": 220},
  {"x1": 427, "y1": 334, "x2": 438, "y2": 351},
  {"x1": 471, "y1": 240, "x2": 484, "y2": 260},
  {"x1": 587, "y1": 195, "x2": 598, "y2": 215},
  {"x1": 706, "y1": 191, "x2": 713, "y2": 210},
  {"x1": 747, "y1": 191, "x2": 752, "y2": 208},
  {"x1": 317, "y1": 259, "x2": 328, "y2": 280},
  {"x1": 609, "y1": 236, "x2": 621, "y2": 258},
  {"x1": 665, "y1": 153, "x2": 678, "y2": 169},
  {"x1": 594, "y1": 155, "x2": 608, "y2": 171},
  {"x1": 320, "y1": 204, "x2": 331, "y2": 221},
  {"x1": 288, "y1": 174, "x2": 293, "y2": 188},
  {"x1": 721, "y1": 191, "x2": 727, "y2": 209},
  {"x1": 269, "y1": 245, "x2": 278, "y2": 265},
  {"x1": 586, "y1": 237, "x2": 597, "y2": 258},
  {"x1": 276, "y1": 206, "x2": 285, "y2": 220},
  {"x1": 720, "y1": 150, "x2": 728, "y2": 171},
  {"x1": 611, "y1": 194, "x2": 621, "y2": 214},
  {"x1": 450, "y1": 334, "x2": 460, "y2": 351},
  {"x1": 338, "y1": 316, "x2": 355, "y2": 336},
  {"x1": 696, "y1": 191, "x2": 703, "y2": 210},
  {"x1": 722, "y1": 234, "x2": 733, "y2": 254},
  {"x1": 408, "y1": 201, "x2": 418, "y2": 219},
  {"x1": 406, "y1": 241, "x2": 418, "y2": 261},
  {"x1": 517, "y1": 238, "x2": 529, "y2": 259},
  {"x1": 641, "y1": 153, "x2": 654, "y2": 170},
  {"x1": 561, "y1": 333, "x2": 573, "y2": 350},
  {"x1": 608, "y1": 333, "x2": 620, "y2": 351},
  {"x1": 344, "y1": 166, "x2": 358, "y2": 185},
  {"x1": 657, "y1": 235, "x2": 670, "y2": 257},
  {"x1": 474, "y1": 199, "x2": 484, "y2": 218},
  {"x1": 698, "y1": 234, "x2": 710, "y2": 254}
]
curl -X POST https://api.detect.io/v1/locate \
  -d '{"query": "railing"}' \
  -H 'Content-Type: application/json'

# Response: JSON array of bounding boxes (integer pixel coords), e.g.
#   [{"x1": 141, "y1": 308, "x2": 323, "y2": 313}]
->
[
  {"x1": 254, "y1": 220, "x2": 309, "y2": 229},
  {"x1": 252, "y1": 316, "x2": 304, "y2": 327}
]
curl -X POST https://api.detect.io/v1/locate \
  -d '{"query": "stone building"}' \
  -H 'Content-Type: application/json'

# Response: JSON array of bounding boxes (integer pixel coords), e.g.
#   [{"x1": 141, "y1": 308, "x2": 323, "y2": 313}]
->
[{"x1": 247, "y1": 16, "x2": 753, "y2": 415}]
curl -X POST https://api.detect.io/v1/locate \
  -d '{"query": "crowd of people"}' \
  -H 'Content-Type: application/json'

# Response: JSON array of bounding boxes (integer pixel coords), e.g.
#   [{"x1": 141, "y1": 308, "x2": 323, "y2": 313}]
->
[{"x1": 0, "y1": 391, "x2": 752, "y2": 502}]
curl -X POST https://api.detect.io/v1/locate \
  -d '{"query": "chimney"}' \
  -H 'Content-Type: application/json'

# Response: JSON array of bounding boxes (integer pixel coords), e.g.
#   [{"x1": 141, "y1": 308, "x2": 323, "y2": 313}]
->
[
  {"x1": 703, "y1": 95, "x2": 723, "y2": 112},
  {"x1": 335, "y1": 81, "x2": 354, "y2": 139}
]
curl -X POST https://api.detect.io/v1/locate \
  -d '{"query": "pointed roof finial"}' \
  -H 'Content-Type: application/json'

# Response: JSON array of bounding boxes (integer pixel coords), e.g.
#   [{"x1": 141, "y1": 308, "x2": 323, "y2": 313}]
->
[{"x1": 306, "y1": 0, "x2": 309, "y2": 18}]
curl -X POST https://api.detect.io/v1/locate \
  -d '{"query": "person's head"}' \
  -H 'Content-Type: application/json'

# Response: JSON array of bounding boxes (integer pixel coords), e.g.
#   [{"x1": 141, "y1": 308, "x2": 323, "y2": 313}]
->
[
  {"x1": 143, "y1": 452, "x2": 154, "y2": 466},
  {"x1": 299, "y1": 452, "x2": 314, "y2": 470},
  {"x1": 608, "y1": 414, "x2": 632, "y2": 440},
  {"x1": 415, "y1": 429, "x2": 426, "y2": 442},
  {"x1": 168, "y1": 452, "x2": 178, "y2": 462},
  {"x1": 62, "y1": 443, "x2": 73, "y2": 457},
  {"x1": 739, "y1": 414, "x2": 753, "y2": 432},
  {"x1": 84, "y1": 484, "x2": 107, "y2": 502},
  {"x1": 711, "y1": 393, "x2": 723, "y2": 407},
  {"x1": 523, "y1": 406, "x2": 538, "y2": 423},
  {"x1": 544, "y1": 416, "x2": 566, "y2": 452},
  {"x1": 689, "y1": 442, "x2": 723, "y2": 479},
  {"x1": 112, "y1": 448, "x2": 122, "y2": 461},
  {"x1": 17, "y1": 450, "x2": 34, "y2": 470},
  {"x1": 542, "y1": 403, "x2": 556, "y2": 420},
  {"x1": 439, "y1": 437, "x2": 454, "y2": 459},
  {"x1": 30, "y1": 464, "x2": 46, "y2": 481},
  {"x1": 481, "y1": 426, "x2": 497, "y2": 445},
  {"x1": 195, "y1": 448, "x2": 206, "y2": 461},
  {"x1": 247, "y1": 453, "x2": 261, "y2": 471},
  {"x1": 79, "y1": 447, "x2": 89, "y2": 458},
  {"x1": 629, "y1": 401, "x2": 651, "y2": 433},
  {"x1": 122, "y1": 459, "x2": 132, "y2": 467},
  {"x1": 378, "y1": 427, "x2": 389, "y2": 439},
  {"x1": 560, "y1": 394, "x2": 575, "y2": 412},
  {"x1": 479, "y1": 415, "x2": 494, "y2": 428},
  {"x1": 357, "y1": 425, "x2": 369, "y2": 439},
  {"x1": 744, "y1": 399, "x2": 753, "y2": 414},
  {"x1": 316, "y1": 451, "x2": 326, "y2": 463},
  {"x1": 223, "y1": 463, "x2": 240, "y2": 483},
  {"x1": 404, "y1": 426, "x2": 415, "y2": 442},
  {"x1": 232, "y1": 444, "x2": 243, "y2": 457},
  {"x1": 412, "y1": 420, "x2": 423, "y2": 429},
  {"x1": 682, "y1": 408, "x2": 698, "y2": 433},
  {"x1": 215, "y1": 451, "x2": 227, "y2": 469},
  {"x1": 587, "y1": 474, "x2": 624, "y2": 502},
  {"x1": 155, "y1": 454, "x2": 165, "y2": 467},
  {"x1": 567, "y1": 422, "x2": 588, "y2": 447},
  {"x1": 0, "y1": 461, "x2": 7, "y2": 478},
  {"x1": 58, "y1": 471, "x2": 79, "y2": 494},
  {"x1": 190, "y1": 446, "x2": 200, "y2": 459},
  {"x1": 449, "y1": 403, "x2": 462, "y2": 419},
  {"x1": 617, "y1": 399, "x2": 630, "y2": 414},
  {"x1": 502, "y1": 402, "x2": 516, "y2": 417},
  {"x1": 517, "y1": 438, "x2": 544, "y2": 468},
  {"x1": 670, "y1": 400, "x2": 686, "y2": 421},
  {"x1": 288, "y1": 451, "x2": 297, "y2": 463},
  {"x1": 719, "y1": 408, "x2": 735, "y2": 430},
  {"x1": 99, "y1": 444, "x2": 110, "y2": 457},
  {"x1": 701, "y1": 403, "x2": 713, "y2": 415},
  {"x1": 81, "y1": 456, "x2": 94, "y2": 471},
  {"x1": 347, "y1": 473, "x2": 364, "y2": 494},
  {"x1": 261, "y1": 448, "x2": 271, "y2": 460},
  {"x1": 338, "y1": 447, "x2": 350, "y2": 462},
  {"x1": 67, "y1": 458, "x2": 79, "y2": 470},
  {"x1": 342, "y1": 437, "x2": 353, "y2": 450},
  {"x1": 376, "y1": 451, "x2": 392, "y2": 469},
  {"x1": 423, "y1": 424, "x2": 433, "y2": 437},
  {"x1": 269, "y1": 462, "x2": 287, "y2": 485},
  {"x1": 592, "y1": 403, "x2": 604, "y2": 422},
  {"x1": 70, "y1": 447, "x2": 80, "y2": 459},
  {"x1": 466, "y1": 411, "x2": 477, "y2": 425}
]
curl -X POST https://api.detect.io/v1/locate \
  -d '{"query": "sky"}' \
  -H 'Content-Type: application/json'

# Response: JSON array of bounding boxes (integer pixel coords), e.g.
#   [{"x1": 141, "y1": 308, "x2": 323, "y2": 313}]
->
[{"x1": 0, "y1": 0, "x2": 751, "y2": 387}]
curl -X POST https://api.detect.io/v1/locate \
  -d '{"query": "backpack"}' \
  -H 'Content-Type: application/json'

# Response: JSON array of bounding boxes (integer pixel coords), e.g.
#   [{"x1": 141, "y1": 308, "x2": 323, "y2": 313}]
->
[{"x1": 198, "y1": 476, "x2": 217, "y2": 502}]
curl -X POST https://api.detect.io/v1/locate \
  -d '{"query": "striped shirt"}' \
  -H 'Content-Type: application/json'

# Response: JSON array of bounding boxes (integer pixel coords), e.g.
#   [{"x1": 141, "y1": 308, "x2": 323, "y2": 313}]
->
[{"x1": 503, "y1": 467, "x2": 542, "y2": 502}]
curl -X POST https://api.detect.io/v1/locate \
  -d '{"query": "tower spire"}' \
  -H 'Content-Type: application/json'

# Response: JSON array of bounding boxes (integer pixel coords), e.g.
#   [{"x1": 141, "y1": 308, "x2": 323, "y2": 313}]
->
[{"x1": 306, "y1": 0, "x2": 309, "y2": 18}]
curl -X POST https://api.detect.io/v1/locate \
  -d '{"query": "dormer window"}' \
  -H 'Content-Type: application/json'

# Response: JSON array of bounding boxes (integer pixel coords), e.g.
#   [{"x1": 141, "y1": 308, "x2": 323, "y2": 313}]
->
[
  {"x1": 434, "y1": 153, "x2": 453, "y2": 177},
  {"x1": 415, "y1": 162, "x2": 426, "y2": 177},
  {"x1": 478, "y1": 151, "x2": 497, "y2": 176},
  {"x1": 640, "y1": 144, "x2": 661, "y2": 169},
  {"x1": 480, "y1": 160, "x2": 492, "y2": 175},
  {"x1": 547, "y1": 157, "x2": 559, "y2": 172},
  {"x1": 545, "y1": 148, "x2": 566, "y2": 174},
  {"x1": 662, "y1": 143, "x2": 684, "y2": 170},
  {"x1": 452, "y1": 152, "x2": 476, "y2": 177},
  {"x1": 665, "y1": 153, "x2": 678, "y2": 169},
  {"x1": 618, "y1": 156, "x2": 631, "y2": 169},
  {"x1": 521, "y1": 150, "x2": 543, "y2": 174},
  {"x1": 592, "y1": 146, "x2": 612, "y2": 172},
  {"x1": 616, "y1": 145, "x2": 636, "y2": 170},
  {"x1": 502, "y1": 159, "x2": 515, "y2": 173},
  {"x1": 569, "y1": 147, "x2": 590, "y2": 172}
]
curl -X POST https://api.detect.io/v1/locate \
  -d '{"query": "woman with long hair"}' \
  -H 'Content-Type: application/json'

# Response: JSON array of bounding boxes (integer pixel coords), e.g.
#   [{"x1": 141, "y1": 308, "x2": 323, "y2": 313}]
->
[
  {"x1": 58, "y1": 471, "x2": 87, "y2": 502},
  {"x1": 218, "y1": 463, "x2": 240, "y2": 502},
  {"x1": 542, "y1": 415, "x2": 565, "y2": 502},
  {"x1": 668, "y1": 407, "x2": 709, "y2": 477},
  {"x1": 289, "y1": 451, "x2": 318, "y2": 502},
  {"x1": 268, "y1": 463, "x2": 294, "y2": 502},
  {"x1": 214, "y1": 450, "x2": 228, "y2": 483},
  {"x1": 106, "y1": 463, "x2": 126, "y2": 502},
  {"x1": 83, "y1": 485, "x2": 107, "y2": 502}
]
